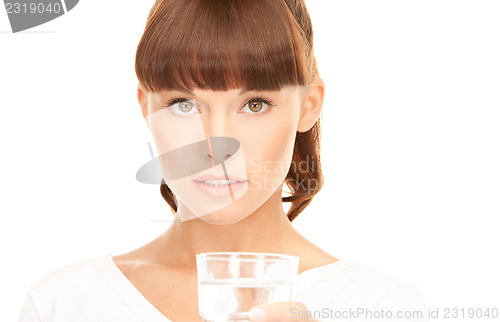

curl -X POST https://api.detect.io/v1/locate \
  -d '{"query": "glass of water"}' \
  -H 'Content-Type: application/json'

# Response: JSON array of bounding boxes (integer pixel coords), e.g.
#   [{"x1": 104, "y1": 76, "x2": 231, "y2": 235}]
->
[{"x1": 196, "y1": 252, "x2": 299, "y2": 322}]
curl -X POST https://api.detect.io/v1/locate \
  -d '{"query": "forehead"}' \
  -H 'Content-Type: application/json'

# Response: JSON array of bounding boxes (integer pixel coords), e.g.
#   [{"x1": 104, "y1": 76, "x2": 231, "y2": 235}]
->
[
  {"x1": 161, "y1": 88, "x2": 252, "y2": 97},
  {"x1": 156, "y1": 85, "x2": 306, "y2": 99}
]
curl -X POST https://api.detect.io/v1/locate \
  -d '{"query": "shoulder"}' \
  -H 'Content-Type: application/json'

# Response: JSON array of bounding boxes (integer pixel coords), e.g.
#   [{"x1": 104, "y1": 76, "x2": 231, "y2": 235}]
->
[
  {"x1": 296, "y1": 259, "x2": 427, "y2": 314},
  {"x1": 18, "y1": 254, "x2": 147, "y2": 321},
  {"x1": 26, "y1": 254, "x2": 108, "y2": 299}
]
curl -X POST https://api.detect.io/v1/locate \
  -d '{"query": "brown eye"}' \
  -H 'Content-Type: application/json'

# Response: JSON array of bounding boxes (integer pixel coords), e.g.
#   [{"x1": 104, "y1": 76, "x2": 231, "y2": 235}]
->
[
  {"x1": 241, "y1": 97, "x2": 273, "y2": 115},
  {"x1": 248, "y1": 100, "x2": 263, "y2": 113}
]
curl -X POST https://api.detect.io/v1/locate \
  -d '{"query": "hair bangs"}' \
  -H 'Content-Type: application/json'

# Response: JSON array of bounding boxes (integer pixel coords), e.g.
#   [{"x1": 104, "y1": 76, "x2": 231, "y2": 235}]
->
[{"x1": 135, "y1": 0, "x2": 313, "y2": 93}]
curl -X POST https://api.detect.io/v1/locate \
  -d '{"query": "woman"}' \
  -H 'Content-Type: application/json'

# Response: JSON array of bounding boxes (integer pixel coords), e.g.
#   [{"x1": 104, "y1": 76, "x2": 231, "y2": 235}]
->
[{"x1": 18, "y1": 0, "x2": 428, "y2": 321}]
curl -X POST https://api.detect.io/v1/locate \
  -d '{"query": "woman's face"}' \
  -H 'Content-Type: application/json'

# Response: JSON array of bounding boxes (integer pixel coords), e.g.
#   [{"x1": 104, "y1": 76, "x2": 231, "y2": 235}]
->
[{"x1": 142, "y1": 85, "x2": 308, "y2": 225}]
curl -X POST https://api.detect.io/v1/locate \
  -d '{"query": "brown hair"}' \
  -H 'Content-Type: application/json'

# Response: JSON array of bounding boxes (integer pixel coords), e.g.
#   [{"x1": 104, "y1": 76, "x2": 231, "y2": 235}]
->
[{"x1": 135, "y1": 0, "x2": 323, "y2": 222}]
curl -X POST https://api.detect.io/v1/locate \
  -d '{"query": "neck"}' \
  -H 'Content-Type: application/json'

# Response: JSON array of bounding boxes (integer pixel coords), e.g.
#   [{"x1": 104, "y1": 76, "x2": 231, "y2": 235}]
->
[{"x1": 152, "y1": 188, "x2": 304, "y2": 269}]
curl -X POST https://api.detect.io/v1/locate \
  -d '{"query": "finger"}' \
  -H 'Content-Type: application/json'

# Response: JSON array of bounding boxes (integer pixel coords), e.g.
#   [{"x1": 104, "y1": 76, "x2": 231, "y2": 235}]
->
[{"x1": 248, "y1": 301, "x2": 319, "y2": 321}]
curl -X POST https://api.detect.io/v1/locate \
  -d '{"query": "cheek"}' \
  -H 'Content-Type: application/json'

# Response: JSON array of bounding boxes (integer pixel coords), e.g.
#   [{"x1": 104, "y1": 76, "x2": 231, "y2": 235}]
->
[
  {"x1": 262, "y1": 108, "x2": 299, "y2": 164},
  {"x1": 266, "y1": 124, "x2": 296, "y2": 164},
  {"x1": 147, "y1": 110, "x2": 206, "y2": 155},
  {"x1": 242, "y1": 115, "x2": 297, "y2": 180}
]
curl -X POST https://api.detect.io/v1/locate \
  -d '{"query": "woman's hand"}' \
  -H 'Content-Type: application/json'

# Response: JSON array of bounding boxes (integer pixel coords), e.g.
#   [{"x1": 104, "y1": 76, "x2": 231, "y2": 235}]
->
[{"x1": 248, "y1": 301, "x2": 319, "y2": 321}]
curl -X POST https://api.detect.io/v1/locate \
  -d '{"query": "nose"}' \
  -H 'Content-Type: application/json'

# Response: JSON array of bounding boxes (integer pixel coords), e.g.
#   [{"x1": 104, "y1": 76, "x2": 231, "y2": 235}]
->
[
  {"x1": 207, "y1": 151, "x2": 232, "y2": 162},
  {"x1": 202, "y1": 112, "x2": 229, "y2": 137},
  {"x1": 204, "y1": 137, "x2": 240, "y2": 164}
]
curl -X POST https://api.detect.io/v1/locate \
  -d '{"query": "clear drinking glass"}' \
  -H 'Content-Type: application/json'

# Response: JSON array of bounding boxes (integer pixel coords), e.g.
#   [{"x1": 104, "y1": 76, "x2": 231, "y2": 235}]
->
[{"x1": 196, "y1": 252, "x2": 299, "y2": 322}]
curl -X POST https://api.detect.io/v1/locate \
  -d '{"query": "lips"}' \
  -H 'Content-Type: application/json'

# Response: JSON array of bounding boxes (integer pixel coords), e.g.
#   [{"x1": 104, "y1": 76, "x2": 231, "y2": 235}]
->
[
  {"x1": 193, "y1": 174, "x2": 248, "y2": 198},
  {"x1": 193, "y1": 174, "x2": 247, "y2": 182}
]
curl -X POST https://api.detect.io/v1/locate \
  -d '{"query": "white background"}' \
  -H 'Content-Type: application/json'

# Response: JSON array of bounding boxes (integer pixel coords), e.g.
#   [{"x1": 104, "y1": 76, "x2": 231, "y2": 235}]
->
[{"x1": 1, "y1": 1, "x2": 499, "y2": 321}]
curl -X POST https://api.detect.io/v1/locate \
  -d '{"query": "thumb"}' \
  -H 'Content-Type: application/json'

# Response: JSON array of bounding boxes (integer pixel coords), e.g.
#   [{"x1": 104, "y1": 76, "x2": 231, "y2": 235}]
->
[{"x1": 249, "y1": 301, "x2": 312, "y2": 321}]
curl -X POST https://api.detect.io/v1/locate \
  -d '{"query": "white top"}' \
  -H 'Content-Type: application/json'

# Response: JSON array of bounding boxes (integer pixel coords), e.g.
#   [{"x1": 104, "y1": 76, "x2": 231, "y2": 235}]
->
[{"x1": 17, "y1": 254, "x2": 429, "y2": 322}]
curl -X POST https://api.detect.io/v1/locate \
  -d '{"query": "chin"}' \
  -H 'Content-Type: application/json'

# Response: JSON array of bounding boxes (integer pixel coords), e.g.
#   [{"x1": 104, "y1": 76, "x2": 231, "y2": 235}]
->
[{"x1": 197, "y1": 208, "x2": 251, "y2": 226}]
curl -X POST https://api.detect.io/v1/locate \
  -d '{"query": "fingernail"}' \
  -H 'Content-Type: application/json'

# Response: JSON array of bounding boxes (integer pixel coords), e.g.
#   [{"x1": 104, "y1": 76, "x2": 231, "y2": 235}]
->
[{"x1": 249, "y1": 307, "x2": 266, "y2": 321}]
